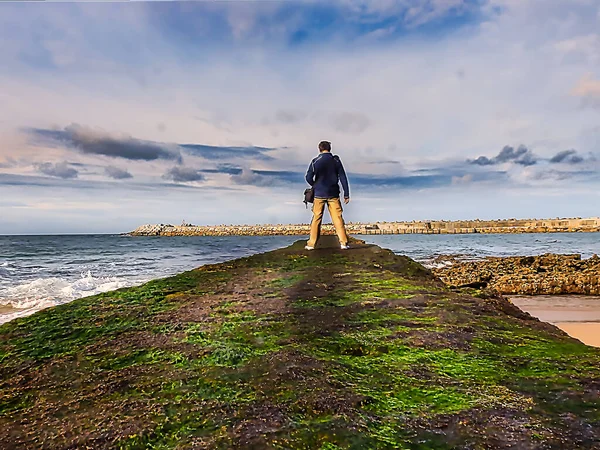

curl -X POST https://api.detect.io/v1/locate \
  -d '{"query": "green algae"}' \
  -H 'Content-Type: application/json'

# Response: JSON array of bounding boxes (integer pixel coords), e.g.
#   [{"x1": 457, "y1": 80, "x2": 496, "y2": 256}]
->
[
  {"x1": 1, "y1": 239, "x2": 599, "y2": 449},
  {"x1": 182, "y1": 316, "x2": 291, "y2": 368}
]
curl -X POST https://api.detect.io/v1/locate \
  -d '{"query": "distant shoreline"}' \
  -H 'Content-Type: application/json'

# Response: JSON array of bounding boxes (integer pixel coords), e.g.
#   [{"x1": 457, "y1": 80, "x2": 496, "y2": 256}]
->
[{"x1": 128, "y1": 217, "x2": 600, "y2": 236}]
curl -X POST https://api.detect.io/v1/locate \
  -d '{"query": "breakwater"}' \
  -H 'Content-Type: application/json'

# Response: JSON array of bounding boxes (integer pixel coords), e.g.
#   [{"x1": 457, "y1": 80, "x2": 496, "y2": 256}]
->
[
  {"x1": 129, "y1": 217, "x2": 600, "y2": 236},
  {"x1": 3, "y1": 236, "x2": 600, "y2": 448}
]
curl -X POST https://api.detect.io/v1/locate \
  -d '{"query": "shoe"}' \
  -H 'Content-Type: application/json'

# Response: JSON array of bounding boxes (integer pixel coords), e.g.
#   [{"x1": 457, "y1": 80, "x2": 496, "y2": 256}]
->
[
  {"x1": 305, "y1": 245, "x2": 314, "y2": 251},
  {"x1": 340, "y1": 244, "x2": 349, "y2": 250}
]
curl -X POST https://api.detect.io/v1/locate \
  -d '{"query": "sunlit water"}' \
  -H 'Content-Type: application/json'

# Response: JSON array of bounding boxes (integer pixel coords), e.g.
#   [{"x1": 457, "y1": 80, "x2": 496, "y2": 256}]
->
[{"x1": 1, "y1": 233, "x2": 599, "y2": 323}]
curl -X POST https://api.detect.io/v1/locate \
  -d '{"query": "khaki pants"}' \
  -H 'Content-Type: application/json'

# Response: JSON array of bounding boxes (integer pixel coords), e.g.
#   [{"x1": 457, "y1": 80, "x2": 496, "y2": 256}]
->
[{"x1": 307, "y1": 197, "x2": 349, "y2": 247}]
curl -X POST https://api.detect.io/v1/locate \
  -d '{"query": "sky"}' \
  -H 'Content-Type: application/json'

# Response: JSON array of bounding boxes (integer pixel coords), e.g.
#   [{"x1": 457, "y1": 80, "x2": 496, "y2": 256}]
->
[{"x1": 1, "y1": 0, "x2": 600, "y2": 234}]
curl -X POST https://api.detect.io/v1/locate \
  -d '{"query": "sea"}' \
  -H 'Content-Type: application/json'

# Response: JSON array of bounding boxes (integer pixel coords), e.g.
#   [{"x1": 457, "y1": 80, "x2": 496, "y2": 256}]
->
[{"x1": 1, "y1": 232, "x2": 600, "y2": 324}]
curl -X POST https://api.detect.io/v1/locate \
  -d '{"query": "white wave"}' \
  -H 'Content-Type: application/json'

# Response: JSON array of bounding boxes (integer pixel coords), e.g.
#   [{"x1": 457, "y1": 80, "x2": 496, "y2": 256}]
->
[
  {"x1": 0, "y1": 272, "x2": 147, "y2": 324},
  {"x1": 423, "y1": 260, "x2": 454, "y2": 270},
  {"x1": 0, "y1": 262, "x2": 17, "y2": 277}
]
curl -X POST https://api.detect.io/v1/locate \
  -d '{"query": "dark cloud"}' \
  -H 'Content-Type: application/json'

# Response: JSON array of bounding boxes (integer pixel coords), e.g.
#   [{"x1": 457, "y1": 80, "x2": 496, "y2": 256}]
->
[
  {"x1": 163, "y1": 166, "x2": 206, "y2": 183},
  {"x1": 367, "y1": 160, "x2": 401, "y2": 165},
  {"x1": 227, "y1": 167, "x2": 502, "y2": 190},
  {"x1": 34, "y1": 161, "x2": 78, "y2": 179},
  {"x1": 529, "y1": 169, "x2": 598, "y2": 181},
  {"x1": 495, "y1": 145, "x2": 528, "y2": 163},
  {"x1": 27, "y1": 124, "x2": 280, "y2": 163},
  {"x1": 0, "y1": 172, "x2": 236, "y2": 191},
  {"x1": 28, "y1": 124, "x2": 182, "y2": 162},
  {"x1": 180, "y1": 144, "x2": 276, "y2": 160},
  {"x1": 104, "y1": 165, "x2": 133, "y2": 180},
  {"x1": 549, "y1": 150, "x2": 585, "y2": 164},
  {"x1": 230, "y1": 169, "x2": 300, "y2": 187},
  {"x1": 515, "y1": 152, "x2": 537, "y2": 167},
  {"x1": 253, "y1": 170, "x2": 301, "y2": 183},
  {"x1": 350, "y1": 173, "x2": 452, "y2": 188},
  {"x1": 469, "y1": 156, "x2": 494, "y2": 166},
  {"x1": 469, "y1": 145, "x2": 537, "y2": 166},
  {"x1": 201, "y1": 164, "x2": 243, "y2": 175}
]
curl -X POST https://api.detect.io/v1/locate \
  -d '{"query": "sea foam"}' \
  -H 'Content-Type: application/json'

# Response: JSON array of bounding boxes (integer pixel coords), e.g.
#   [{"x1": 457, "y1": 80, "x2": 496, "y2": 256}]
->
[{"x1": 0, "y1": 271, "x2": 146, "y2": 324}]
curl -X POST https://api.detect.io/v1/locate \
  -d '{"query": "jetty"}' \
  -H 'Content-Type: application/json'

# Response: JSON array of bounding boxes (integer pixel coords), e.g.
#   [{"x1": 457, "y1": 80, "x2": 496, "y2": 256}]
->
[
  {"x1": 1, "y1": 237, "x2": 598, "y2": 448},
  {"x1": 129, "y1": 217, "x2": 600, "y2": 236}
]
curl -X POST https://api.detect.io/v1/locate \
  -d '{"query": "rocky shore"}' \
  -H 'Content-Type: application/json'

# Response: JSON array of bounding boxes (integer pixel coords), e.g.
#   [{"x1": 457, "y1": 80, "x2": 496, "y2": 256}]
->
[{"x1": 434, "y1": 253, "x2": 600, "y2": 295}]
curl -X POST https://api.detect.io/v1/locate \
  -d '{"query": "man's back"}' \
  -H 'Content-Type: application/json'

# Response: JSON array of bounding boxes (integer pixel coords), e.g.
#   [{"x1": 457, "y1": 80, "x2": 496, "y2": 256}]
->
[{"x1": 306, "y1": 152, "x2": 350, "y2": 199}]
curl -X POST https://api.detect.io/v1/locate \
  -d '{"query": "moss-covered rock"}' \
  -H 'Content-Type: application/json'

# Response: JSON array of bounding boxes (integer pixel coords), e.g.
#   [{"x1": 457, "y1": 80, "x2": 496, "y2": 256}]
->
[{"x1": 1, "y1": 238, "x2": 599, "y2": 449}]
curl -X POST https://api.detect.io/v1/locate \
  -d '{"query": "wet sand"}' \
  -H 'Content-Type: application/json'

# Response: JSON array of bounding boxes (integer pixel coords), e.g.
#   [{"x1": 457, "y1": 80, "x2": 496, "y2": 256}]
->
[
  {"x1": 553, "y1": 322, "x2": 600, "y2": 348},
  {"x1": 0, "y1": 305, "x2": 17, "y2": 315},
  {"x1": 0, "y1": 305, "x2": 32, "y2": 325},
  {"x1": 511, "y1": 296, "x2": 600, "y2": 348}
]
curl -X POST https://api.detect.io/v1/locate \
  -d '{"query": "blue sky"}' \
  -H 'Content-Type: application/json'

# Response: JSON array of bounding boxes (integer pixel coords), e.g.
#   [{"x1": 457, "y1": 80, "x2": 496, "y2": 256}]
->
[{"x1": 1, "y1": 0, "x2": 600, "y2": 234}]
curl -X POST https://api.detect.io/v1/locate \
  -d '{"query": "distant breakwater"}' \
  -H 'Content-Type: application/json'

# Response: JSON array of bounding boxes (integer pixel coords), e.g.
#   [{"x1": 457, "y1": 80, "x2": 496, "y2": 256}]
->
[{"x1": 128, "y1": 217, "x2": 600, "y2": 236}]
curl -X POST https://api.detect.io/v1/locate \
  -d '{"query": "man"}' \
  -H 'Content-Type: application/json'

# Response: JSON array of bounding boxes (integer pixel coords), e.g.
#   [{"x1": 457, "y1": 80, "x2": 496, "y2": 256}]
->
[{"x1": 304, "y1": 140, "x2": 350, "y2": 250}]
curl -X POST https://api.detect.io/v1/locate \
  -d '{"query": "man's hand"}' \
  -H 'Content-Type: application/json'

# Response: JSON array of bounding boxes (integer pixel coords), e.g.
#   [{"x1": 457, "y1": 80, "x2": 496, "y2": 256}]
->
[{"x1": 344, "y1": 197, "x2": 350, "y2": 204}]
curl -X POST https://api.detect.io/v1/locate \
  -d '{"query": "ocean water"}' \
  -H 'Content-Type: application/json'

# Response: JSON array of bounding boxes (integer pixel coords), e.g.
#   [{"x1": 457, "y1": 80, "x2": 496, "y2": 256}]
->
[{"x1": 1, "y1": 232, "x2": 599, "y2": 323}]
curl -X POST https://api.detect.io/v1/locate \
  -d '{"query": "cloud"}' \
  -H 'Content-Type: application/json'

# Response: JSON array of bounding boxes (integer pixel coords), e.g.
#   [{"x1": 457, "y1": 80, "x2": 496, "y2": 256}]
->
[
  {"x1": 451, "y1": 174, "x2": 473, "y2": 185},
  {"x1": 0, "y1": 158, "x2": 17, "y2": 168},
  {"x1": 367, "y1": 160, "x2": 401, "y2": 165},
  {"x1": 28, "y1": 124, "x2": 182, "y2": 162},
  {"x1": 34, "y1": 161, "x2": 79, "y2": 179},
  {"x1": 274, "y1": 109, "x2": 307, "y2": 124},
  {"x1": 0, "y1": 173, "x2": 236, "y2": 192},
  {"x1": 229, "y1": 167, "x2": 497, "y2": 190},
  {"x1": 527, "y1": 169, "x2": 599, "y2": 182},
  {"x1": 230, "y1": 169, "x2": 276, "y2": 187},
  {"x1": 469, "y1": 145, "x2": 537, "y2": 166},
  {"x1": 201, "y1": 164, "x2": 243, "y2": 175},
  {"x1": 350, "y1": 173, "x2": 454, "y2": 189},
  {"x1": 180, "y1": 144, "x2": 276, "y2": 160},
  {"x1": 26, "y1": 125, "x2": 279, "y2": 163},
  {"x1": 571, "y1": 74, "x2": 600, "y2": 108},
  {"x1": 549, "y1": 150, "x2": 584, "y2": 164},
  {"x1": 139, "y1": 0, "x2": 484, "y2": 51},
  {"x1": 329, "y1": 111, "x2": 371, "y2": 134},
  {"x1": 104, "y1": 165, "x2": 133, "y2": 179},
  {"x1": 339, "y1": 0, "x2": 480, "y2": 28},
  {"x1": 163, "y1": 166, "x2": 206, "y2": 183}
]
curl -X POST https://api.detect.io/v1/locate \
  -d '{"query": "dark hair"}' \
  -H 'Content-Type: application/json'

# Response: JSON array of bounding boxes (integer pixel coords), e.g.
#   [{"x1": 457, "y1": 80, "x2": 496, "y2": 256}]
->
[{"x1": 318, "y1": 141, "x2": 331, "y2": 152}]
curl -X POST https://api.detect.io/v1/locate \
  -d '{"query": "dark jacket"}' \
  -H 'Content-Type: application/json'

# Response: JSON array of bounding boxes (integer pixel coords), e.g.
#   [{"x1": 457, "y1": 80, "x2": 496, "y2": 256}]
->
[{"x1": 305, "y1": 152, "x2": 350, "y2": 199}]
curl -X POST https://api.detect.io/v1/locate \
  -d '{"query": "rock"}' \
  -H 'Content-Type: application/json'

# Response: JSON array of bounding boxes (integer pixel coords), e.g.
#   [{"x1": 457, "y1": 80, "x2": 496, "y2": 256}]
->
[{"x1": 433, "y1": 253, "x2": 600, "y2": 296}]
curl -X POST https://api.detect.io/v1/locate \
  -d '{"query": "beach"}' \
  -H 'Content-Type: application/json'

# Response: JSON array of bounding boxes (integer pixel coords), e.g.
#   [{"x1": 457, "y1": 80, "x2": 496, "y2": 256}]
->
[{"x1": 510, "y1": 295, "x2": 600, "y2": 347}]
